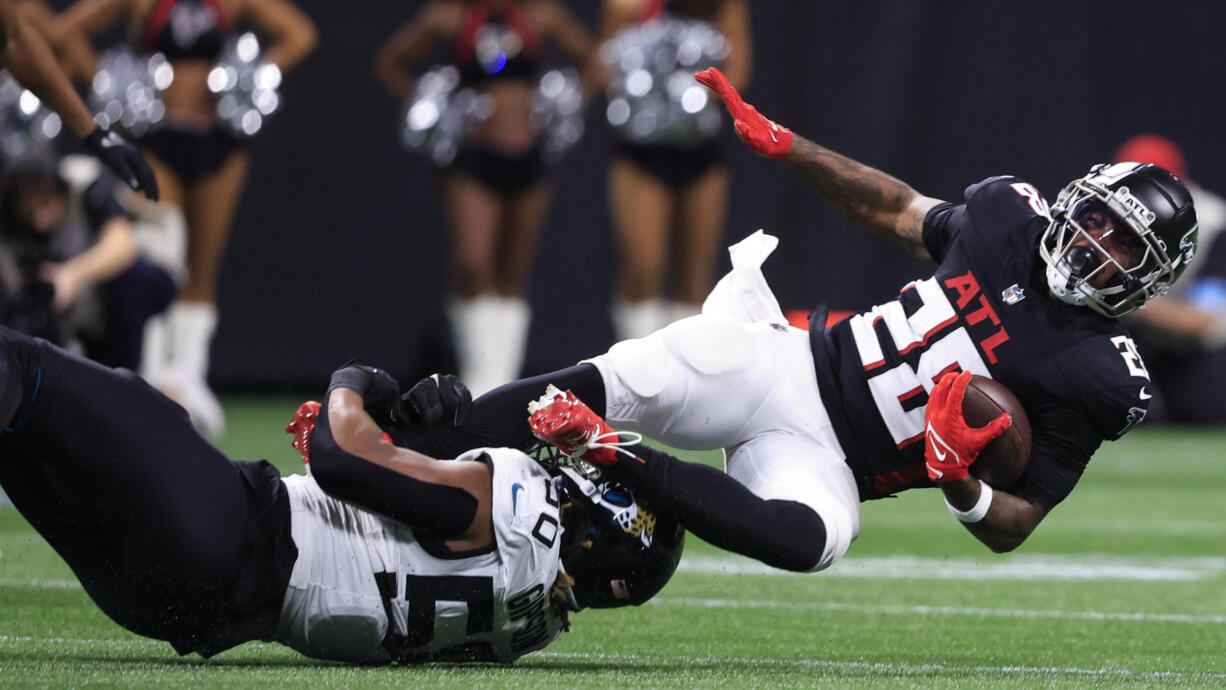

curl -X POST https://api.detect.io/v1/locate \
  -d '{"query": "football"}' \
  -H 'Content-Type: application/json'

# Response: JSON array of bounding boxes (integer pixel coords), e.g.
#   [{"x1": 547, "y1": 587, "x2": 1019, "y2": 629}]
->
[{"x1": 962, "y1": 375, "x2": 1032, "y2": 490}]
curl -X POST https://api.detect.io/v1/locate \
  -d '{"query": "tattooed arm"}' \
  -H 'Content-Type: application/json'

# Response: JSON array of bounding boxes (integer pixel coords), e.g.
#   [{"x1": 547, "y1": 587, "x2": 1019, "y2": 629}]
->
[{"x1": 784, "y1": 135, "x2": 944, "y2": 261}]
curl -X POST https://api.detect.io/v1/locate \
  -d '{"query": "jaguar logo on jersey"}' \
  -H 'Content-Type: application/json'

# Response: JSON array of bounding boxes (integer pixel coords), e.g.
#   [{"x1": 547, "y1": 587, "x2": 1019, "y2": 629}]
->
[{"x1": 1001, "y1": 284, "x2": 1026, "y2": 305}]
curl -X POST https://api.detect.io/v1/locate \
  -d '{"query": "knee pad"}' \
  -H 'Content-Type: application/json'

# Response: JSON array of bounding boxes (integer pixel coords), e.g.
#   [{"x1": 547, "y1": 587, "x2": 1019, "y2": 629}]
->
[
  {"x1": 589, "y1": 337, "x2": 673, "y2": 399},
  {"x1": 726, "y1": 434, "x2": 860, "y2": 572},
  {"x1": 659, "y1": 314, "x2": 756, "y2": 377}
]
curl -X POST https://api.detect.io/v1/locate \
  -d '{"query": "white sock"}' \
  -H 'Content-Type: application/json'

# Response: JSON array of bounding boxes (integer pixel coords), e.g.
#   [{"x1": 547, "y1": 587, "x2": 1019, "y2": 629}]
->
[
  {"x1": 168, "y1": 301, "x2": 218, "y2": 380},
  {"x1": 139, "y1": 313, "x2": 171, "y2": 383},
  {"x1": 449, "y1": 296, "x2": 531, "y2": 396},
  {"x1": 611, "y1": 297, "x2": 669, "y2": 341}
]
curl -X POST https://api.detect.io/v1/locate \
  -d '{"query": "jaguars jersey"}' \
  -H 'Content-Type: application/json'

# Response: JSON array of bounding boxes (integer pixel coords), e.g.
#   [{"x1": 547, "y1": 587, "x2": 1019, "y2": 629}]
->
[
  {"x1": 274, "y1": 447, "x2": 566, "y2": 664},
  {"x1": 812, "y1": 176, "x2": 1153, "y2": 504}
]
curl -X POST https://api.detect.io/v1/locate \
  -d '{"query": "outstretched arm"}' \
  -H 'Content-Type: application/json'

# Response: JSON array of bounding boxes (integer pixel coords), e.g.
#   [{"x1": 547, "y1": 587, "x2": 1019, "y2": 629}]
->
[
  {"x1": 783, "y1": 135, "x2": 941, "y2": 260},
  {"x1": 695, "y1": 66, "x2": 942, "y2": 260}
]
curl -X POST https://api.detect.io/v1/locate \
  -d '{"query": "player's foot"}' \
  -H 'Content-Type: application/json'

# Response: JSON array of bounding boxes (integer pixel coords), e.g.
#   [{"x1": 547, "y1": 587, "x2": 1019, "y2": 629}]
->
[{"x1": 527, "y1": 385, "x2": 641, "y2": 466}]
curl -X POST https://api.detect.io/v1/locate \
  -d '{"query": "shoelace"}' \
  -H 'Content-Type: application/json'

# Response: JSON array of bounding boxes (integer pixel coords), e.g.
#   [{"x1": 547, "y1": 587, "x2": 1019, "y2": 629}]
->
[{"x1": 584, "y1": 429, "x2": 644, "y2": 460}]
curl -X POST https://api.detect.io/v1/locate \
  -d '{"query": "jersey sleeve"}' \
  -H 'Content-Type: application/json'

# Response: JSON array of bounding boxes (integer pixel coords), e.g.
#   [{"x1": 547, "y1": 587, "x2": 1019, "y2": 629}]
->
[
  {"x1": 1014, "y1": 401, "x2": 1102, "y2": 508},
  {"x1": 921, "y1": 201, "x2": 965, "y2": 262},
  {"x1": 482, "y1": 447, "x2": 563, "y2": 580},
  {"x1": 922, "y1": 176, "x2": 1038, "y2": 262}
]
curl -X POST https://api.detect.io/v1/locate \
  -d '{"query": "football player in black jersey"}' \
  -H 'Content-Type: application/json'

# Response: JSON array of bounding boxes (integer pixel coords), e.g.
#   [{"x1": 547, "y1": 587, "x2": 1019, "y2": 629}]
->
[{"x1": 392, "y1": 65, "x2": 1197, "y2": 574}]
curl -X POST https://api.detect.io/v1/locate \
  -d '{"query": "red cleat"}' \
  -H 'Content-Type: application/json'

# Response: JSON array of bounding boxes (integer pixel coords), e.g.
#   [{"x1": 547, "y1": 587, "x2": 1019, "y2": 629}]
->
[
  {"x1": 286, "y1": 400, "x2": 321, "y2": 464},
  {"x1": 527, "y1": 385, "x2": 640, "y2": 466}
]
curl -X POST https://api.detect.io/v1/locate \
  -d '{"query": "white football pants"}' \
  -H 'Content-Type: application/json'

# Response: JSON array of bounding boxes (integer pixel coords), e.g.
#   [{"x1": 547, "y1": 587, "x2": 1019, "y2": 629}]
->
[{"x1": 584, "y1": 312, "x2": 861, "y2": 571}]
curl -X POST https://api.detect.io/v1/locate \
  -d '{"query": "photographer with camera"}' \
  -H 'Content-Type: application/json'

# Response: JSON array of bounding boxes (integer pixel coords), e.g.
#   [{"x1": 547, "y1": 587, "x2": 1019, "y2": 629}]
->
[{"x1": 0, "y1": 156, "x2": 176, "y2": 368}]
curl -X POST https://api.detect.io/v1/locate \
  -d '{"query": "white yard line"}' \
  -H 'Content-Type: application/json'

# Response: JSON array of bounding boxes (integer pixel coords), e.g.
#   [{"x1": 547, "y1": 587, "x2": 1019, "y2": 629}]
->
[
  {"x1": 679, "y1": 554, "x2": 1226, "y2": 581},
  {"x1": 0, "y1": 578, "x2": 82, "y2": 589},
  {"x1": 0, "y1": 635, "x2": 1220, "y2": 680},
  {"x1": 534, "y1": 651, "x2": 1226, "y2": 681},
  {"x1": 866, "y1": 513, "x2": 1226, "y2": 536},
  {"x1": 650, "y1": 596, "x2": 1226, "y2": 624}
]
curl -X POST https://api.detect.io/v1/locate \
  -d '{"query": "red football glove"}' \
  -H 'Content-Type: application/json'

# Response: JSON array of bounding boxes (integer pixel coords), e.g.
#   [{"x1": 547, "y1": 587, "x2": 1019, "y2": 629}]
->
[
  {"x1": 694, "y1": 66, "x2": 793, "y2": 159},
  {"x1": 923, "y1": 371, "x2": 1012, "y2": 482},
  {"x1": 286, "y1": 400, "x2": 322, "y2": 464},
  {"x1": 527, "y1": 385, "x2": 630, "y2": 467}
]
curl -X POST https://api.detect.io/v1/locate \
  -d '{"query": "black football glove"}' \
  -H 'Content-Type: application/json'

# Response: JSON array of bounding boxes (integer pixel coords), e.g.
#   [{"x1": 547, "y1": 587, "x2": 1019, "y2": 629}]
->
[
  {"x1": 405, "y1": 373, "x2": 472, "y2": 428},
  {"x1": 327, "y1": 364, "x2": 403, "y2": 430},
  {"x1": 83, "y1": 127, "x2": 160, "y2": 201}
]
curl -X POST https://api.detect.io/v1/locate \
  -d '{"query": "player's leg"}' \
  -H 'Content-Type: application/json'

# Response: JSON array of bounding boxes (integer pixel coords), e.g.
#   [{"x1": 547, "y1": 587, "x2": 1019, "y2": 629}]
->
[
  {"x1": 722, "y1": 433, "x2": 861, "y2": 570},
  {"x1": 0, "y1": 329, "x2": 267, "y2": 643},
  {"x1": 586, "y1": 313, "x2": 816, "y2": 450},
  {"x1": 408, "y1": 314, "x2": 808, "y2": 457},
  {"x1": 608, "y1": 156, "x2": 674, "y2": 340}
]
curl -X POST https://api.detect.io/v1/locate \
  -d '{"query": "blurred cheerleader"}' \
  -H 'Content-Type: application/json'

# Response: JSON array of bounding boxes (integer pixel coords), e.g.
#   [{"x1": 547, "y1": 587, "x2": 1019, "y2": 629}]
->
[
  {"x1": 601, "y1": 0, "x2": 749, "y2": 339},
  {"x1": 51, "y1": 0, "x2": 316, "y2": 435},
  {"x1": 374, "y1": 0, "x2": 598, "y2": 396}
]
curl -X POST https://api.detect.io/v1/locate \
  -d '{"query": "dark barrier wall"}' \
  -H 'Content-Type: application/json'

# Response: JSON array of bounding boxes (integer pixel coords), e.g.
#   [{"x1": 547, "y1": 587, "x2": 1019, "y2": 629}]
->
[{"x1": 59, "y1": 0, "x2": 1226, "y2": 388}]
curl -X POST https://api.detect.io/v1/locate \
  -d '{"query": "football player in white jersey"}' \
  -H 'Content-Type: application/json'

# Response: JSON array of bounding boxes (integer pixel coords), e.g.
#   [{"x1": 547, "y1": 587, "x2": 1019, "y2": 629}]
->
[
  {"x1": 0, "y1": 327, "x2": 682, "y2": 661},
  {"x1": 390, "y1": 67, "x2": 1198, "y2": 576}
]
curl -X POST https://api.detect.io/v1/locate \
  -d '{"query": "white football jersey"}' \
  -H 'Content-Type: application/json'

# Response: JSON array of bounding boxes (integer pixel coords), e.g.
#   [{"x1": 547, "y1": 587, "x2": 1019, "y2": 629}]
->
[{"x1": 274, "y1": 447, "x2": 566, "y2": 664}]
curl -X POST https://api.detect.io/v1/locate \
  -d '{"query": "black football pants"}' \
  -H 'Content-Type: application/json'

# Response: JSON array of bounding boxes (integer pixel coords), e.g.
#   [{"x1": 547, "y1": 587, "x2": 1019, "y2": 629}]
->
[{"x1": 0, "y1": 327, "x2": 258, "y2": 646}]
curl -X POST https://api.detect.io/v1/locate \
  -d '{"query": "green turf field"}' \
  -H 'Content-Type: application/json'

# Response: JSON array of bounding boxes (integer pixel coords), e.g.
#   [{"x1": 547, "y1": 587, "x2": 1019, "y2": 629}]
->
[{"x1": 1, "y1": 395, "x2": 1223, "y2": 688}]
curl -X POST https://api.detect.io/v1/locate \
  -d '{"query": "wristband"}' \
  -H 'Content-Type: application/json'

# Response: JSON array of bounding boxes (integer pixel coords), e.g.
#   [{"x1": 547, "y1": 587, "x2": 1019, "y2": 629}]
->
[
  {"x1": 327, "y1": 366, "x2": 371, "y2": 397},
  {"x1": 945, "y1": 480, "x2": 993, "y2": 523}
]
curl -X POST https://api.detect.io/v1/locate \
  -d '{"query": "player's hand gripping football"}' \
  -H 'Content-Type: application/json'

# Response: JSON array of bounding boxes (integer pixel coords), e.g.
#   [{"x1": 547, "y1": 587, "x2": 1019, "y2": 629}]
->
[
  {"x1": 286, "y1": 400, "x2": 321, "y2": 464},
  {"x1": 924, "y1": 371, "x2": 1012, "y2": 482},
  {"x1": 527, "y1": 385, "x2": 640, "y2": 467},
  {"x1": 694, "y1": 66, "x2": 793, "y2": 159}
]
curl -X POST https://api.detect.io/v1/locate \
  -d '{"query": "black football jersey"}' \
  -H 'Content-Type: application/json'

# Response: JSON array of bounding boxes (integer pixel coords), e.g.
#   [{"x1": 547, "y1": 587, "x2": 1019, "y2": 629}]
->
[{"x1": 810, "y1": 176, "x2": 1153, "y2": 505}]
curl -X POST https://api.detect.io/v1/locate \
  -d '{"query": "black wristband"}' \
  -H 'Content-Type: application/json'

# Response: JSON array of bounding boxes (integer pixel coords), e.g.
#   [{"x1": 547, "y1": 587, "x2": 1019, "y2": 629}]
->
[{"x1": 327, "y1": 365, "x2": 372, "y2": 398}]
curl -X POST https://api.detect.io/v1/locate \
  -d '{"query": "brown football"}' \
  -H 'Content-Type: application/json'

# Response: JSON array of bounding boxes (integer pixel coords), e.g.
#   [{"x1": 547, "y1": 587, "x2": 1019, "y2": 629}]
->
[{"x1": 962, "y1": 375, "x2": 1032, "y2": 490}]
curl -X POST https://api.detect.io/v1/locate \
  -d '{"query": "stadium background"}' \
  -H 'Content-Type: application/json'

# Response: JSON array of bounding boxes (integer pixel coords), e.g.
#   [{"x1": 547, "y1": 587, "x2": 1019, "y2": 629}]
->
[{"x1": 45, "y1": 0, "x2": 1226, "y2": 389}]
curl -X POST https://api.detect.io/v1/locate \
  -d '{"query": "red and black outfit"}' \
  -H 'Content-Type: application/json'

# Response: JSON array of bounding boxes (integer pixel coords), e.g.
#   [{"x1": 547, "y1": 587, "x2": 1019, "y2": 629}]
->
[
  {"x1": 137, "y1": 0, "x2": 243, "y2": 184},
  {"x1": 446, "y1": 2, "x2": 548, "y2": 195},
  {"x1": 613, "y1": 0, "x2": 725, "y2": 190}
]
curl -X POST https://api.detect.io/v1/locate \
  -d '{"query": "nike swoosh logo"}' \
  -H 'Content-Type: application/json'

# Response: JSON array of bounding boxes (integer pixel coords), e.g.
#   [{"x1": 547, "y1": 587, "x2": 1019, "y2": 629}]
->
[
  {"x1": 926, "y1": 422, "x2": 959, "y2": 466},
  {"x1": 1139, "y1": 387, "x2": 1152, "y2": 400},
  {"x1": 511, "y1": 483, "x2": 524, "y2": 514}
]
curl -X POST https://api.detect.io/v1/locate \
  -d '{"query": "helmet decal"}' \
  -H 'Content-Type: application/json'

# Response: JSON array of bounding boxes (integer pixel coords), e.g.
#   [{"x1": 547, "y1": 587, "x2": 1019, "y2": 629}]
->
[
  {"x1": 553, "y1": 463, "x2": 685, "y2": 609},
  {"x1": 1111, "y1": 186, "x2": 1156, "y2": 225}
]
